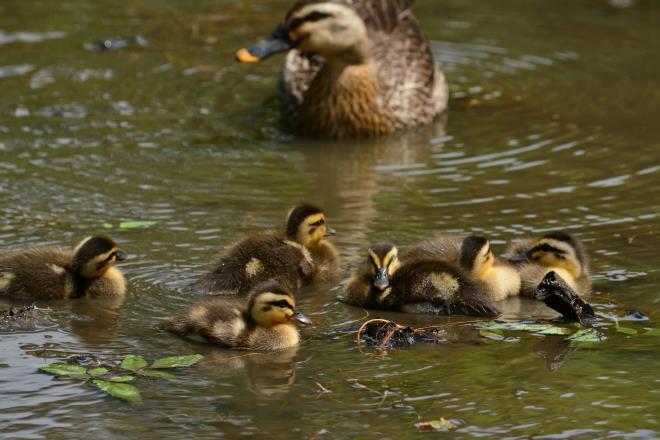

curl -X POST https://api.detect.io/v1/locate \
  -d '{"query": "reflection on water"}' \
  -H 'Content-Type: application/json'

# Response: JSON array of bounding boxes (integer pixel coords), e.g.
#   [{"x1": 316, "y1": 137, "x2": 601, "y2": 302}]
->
[{"x1": 1, "y1": 0, "x2": 660, "y2": 437}]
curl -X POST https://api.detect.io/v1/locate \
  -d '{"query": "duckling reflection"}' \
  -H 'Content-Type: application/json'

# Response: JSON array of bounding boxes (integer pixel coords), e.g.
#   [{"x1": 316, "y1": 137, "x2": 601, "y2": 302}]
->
[
  {"x1": 505, "y1": 231, "x2": 591, "y2": 297},
  {"x1": 193, "y1": 204, "x2": 339, "y2": 296},
  {"x1": 68, "y1": 295, "x2": 125, "y2": 344},
  {"x1": 199, "y1": 347, "x2": 302, "y2": 398}
]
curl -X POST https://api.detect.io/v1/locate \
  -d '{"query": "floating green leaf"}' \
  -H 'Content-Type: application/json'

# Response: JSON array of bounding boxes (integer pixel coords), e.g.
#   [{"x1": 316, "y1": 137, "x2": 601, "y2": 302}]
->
[
  {"x1": 567, "y1": 328, "x2": 605, "y2": 343},
  {"x1": 616, "y1": 327, "x2": 638, "y2": 335},
  {"x1": 538, "y1": 326, "x2": 571, "y2": 335},
  {"x1": 38, "y1": 363, "x2": 88, "y2": 378},
  {"x1": 138, "y1": 369, "x2": 176, "y2": 380},
  {"x1": 88, "y1": 367, "x2": 109, "y2": 377},
  {"x1": 102, "y1": 223, "x2": 113, "y2": 229},
  {"x1": 93, "y1": 380, "x2": 142, "y2": 402},
  {"x1": 477, "y1": 321, "x2": 554, "y2": 332},
  {"x1": 118, "y1": 221, "x2": 157, "y2": 230},
  {"x1": 150, "y1": 354, "x2": 203, "y2": 369},
  {"x1": 109, "y1": 375, "x2": 135, "y2": 383},
  {"x1": 120, "y1": 355, "x2": 148, "y2": 372}
]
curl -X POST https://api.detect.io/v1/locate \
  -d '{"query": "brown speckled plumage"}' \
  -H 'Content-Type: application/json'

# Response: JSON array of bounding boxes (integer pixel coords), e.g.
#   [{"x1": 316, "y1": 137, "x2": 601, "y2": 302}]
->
[{"x1": 276, "y1": 0, "x2": 448, "y2": 138}]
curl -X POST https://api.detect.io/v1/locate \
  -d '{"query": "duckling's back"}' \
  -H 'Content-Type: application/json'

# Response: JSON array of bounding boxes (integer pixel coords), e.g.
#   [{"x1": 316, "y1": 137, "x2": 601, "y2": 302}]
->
[
  {"x1": 404, "y1": 236, "x2": 463, "y2": 262},
  {"x1": 193, "y1": 232, "x2": 313, "y2": 295},
  {"x1": 0, "y1": 247, "x2": 74, "y2": 300}
]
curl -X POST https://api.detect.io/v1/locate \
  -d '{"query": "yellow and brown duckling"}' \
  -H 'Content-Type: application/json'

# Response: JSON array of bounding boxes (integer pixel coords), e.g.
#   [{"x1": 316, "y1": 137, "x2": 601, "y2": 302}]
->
[
  {"x1": 0, "y1": 236, "x2": 127, "y2": 300},
  {"x1": 458, "y1": 235, "x2": 521, "y2": 302},
  {"x1": 407, "y1": 235, "x2": 521, "y2": 301},
  {"x1": 504, "y1": 231, "x2": 591, "y2": 297},
  {"x1": 193, "y1": 204, "x2": 339, "y2": 295},
  {"x1": 161, "y1": 280, "x2": 312, "y2": 350},
  {"x1": 236, "y1": 0, "x2": 447, "y2": 139},
  {"x1": 345, "y1": 242, "x2": 500, "y2": 316}
]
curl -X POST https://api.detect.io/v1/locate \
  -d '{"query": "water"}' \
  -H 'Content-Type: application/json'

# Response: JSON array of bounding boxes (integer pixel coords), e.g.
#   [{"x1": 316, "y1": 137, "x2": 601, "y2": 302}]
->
[{"x1": 1, "y1": 0, "x2": 659, "y2": 438}]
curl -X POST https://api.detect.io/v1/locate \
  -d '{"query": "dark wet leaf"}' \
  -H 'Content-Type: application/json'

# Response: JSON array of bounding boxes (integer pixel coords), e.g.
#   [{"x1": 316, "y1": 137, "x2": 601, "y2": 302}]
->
[
  {"x1": 138, "y1": 369, "x2": 176, "y2": 380},
  {"x1": 88, "y1": 367, "x2": 109, "y2": 377},
  {"x1": 120, "y1": 355, "x2": 148, "y2": 372},
  {"x1": 150, "y1": 354, "x2": 203, "y2": 369},
  {"x1": 109, "y1": 375, "x2": 135, "y2": 383},
  {"x1": 93, "y1": 380, "x2": 142, "y2": 402},
  {"x1": 38, "y1": 363, "x2": 88, "y2": 378}
]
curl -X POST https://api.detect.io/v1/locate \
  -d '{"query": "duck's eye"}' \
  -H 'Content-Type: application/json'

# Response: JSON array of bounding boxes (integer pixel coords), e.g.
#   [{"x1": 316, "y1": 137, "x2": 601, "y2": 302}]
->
[{"x1": 310, "y1": 219, "x2": 325, "y2": 227}]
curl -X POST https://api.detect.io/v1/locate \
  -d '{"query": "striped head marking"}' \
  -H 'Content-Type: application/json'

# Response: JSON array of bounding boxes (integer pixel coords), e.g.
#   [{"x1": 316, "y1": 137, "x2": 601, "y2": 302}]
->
[
  {"x1": 286, "y1": 204, "x2": 335, "y2": 248},
  {"x1": 248, "y1": 281, "x2": 311, "y2": 327},
  {"x1": 367, "y1": 242, "x2": 399, "y2": 291},
  {"x1": 460, "y1": 235, "x2": 493, "y2": 278},
  {"x1": 236, "y1": 1, "x2": 367, "y2": 63},
  {"x1": 72, "y1": 236, "x2": 127, "y2": 279},
  {"x1": 528, "y1": 233, "x2": 584, "y2": 278}
]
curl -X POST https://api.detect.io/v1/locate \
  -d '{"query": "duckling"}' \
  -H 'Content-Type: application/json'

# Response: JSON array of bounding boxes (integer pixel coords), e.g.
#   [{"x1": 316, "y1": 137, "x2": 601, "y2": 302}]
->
[
  {"x1": 344, "y1": 243, "x2": 500, "y2": 316},
  {"x1": 235, "y1": 0, "x2": 447, "y2": 139},
  {"x1": 459, "y1": 235, "x2": 521, "y2": 301},
  {"x1": 504, "y1": 231, "x2": 591, "y2": 297},
  {"x1": 161, "y1": 280, "x2": 312, "y2": 350},
  {"x1": 193, "y1": 204, "x2": 339, "y2": 295},
  {"x1": 408, "y1": 235, "x2": 521, "y2": 301},
  {"x1": 0, "y1": 236, "x2": 127, "y2": 300}
]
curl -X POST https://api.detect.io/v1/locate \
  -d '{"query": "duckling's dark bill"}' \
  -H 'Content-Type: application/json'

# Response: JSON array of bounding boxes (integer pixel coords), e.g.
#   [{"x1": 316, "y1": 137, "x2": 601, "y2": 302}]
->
[
  {"x1": 290, "y1": 310, "x2": 313, "y2": 325},
  {"x1": 236, "y1": 26, "x2": 293, "y2": 63}
]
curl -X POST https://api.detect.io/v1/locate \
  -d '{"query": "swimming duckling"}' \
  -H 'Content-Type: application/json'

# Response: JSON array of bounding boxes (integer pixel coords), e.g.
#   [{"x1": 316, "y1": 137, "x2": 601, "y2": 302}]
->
[
  {"x1": 193, "y1": 204, "x2": 339, "y2": 295},
  {"x1": 459, "y1": 235, "x2": 521, "y2": 301},
  {"x1": 161, "y1": 280, "x2": 312, "y2": 350},
  {"x1": 236, "y1": 0, "x2": 447, "y2": 139},
  {"x1": 344, "y1": 242, "x2": 500, "y2": 316},
  {"x1": 504, "y1": 231, "x2": 591, "y2": 297},
  {"x1": 408, "y1": 235, "x2": 521, "y2": 301},
  {"x1": 0, "y1": 236, "x2": 127, "y2": 300}
]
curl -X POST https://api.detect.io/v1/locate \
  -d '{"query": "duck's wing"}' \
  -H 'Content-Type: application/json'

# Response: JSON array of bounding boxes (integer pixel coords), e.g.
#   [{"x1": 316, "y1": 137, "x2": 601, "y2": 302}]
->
[{"x1": 353, "y1": 0, "x2": 445, "y2": 124}]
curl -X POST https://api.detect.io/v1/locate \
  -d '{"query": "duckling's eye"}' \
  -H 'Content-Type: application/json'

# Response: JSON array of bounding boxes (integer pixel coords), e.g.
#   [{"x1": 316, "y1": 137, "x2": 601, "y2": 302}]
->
[
  {"x1": 270, "y1": 300, "x2": 292, "y2": 309},
  {"x1": 310, "y1": 219, "x2": 325, "y2": 227}
]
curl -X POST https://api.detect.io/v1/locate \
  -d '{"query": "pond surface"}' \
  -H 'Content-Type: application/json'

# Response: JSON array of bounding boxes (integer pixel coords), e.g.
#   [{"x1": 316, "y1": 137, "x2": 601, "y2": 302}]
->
[{"x1": 1, "y1": 0, "x2": 659, "y2": 438}]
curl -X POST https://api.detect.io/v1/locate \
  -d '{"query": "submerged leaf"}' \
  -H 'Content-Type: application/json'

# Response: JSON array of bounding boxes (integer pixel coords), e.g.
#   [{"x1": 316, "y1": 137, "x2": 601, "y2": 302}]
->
[
  {"x1": 616, "y1": 326, "x2": 638, "y2": 335},
  {"x1": 138, "y1": 369, "x2": 176, "y2": 380},
  {"x1": 120, "y1": 355, "x2": 148, "y2": 372},
  {"x1": 477, "y1": 321, "x2": 554, "y2": 332},
  {"x1": 109, "y1": 375, "x2": 135, "y2": 383},
  {"x1": 150, "y1": 354, "x2": 203, "y2": 369},
  {"x1": 567, "y1": 328, "x2": 605, "y2": 343},
  {"x1": 38, "y1": 363, "x2": 88, "y2": 378},
  {"x1": 118, "y1": 221, "x2": 157, "y2": 230},
  {"x1": 537, "y1": 326, "x2": 572, "y2": 335},
  {"x1": 88, "y1": 367, "x2": 109, "y2": 377},
  {"x1": 93, "y1": 380, "x2": 142, "y2": 402},
  {"x1": 479, "y1": 330, "x2": 519, "y2": 343}
]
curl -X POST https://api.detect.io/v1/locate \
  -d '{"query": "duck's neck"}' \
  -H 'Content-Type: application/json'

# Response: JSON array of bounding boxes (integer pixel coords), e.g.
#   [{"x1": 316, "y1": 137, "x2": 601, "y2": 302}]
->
[{"x1": 299, "y1": 49, "x2": 394, "y2": 138}]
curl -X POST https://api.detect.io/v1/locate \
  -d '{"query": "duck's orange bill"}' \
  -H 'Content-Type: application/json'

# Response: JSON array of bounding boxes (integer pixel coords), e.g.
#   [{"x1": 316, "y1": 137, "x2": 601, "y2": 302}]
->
[{"x1": 236, "y1": 48, "x2": 260, "y2": 63}]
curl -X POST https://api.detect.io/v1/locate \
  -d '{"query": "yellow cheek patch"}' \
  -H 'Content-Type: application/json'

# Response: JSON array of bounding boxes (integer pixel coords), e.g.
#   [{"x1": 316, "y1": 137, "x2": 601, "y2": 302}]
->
[{"x1": 368, "y1": 250, "x2": 382, "y2": 268}]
